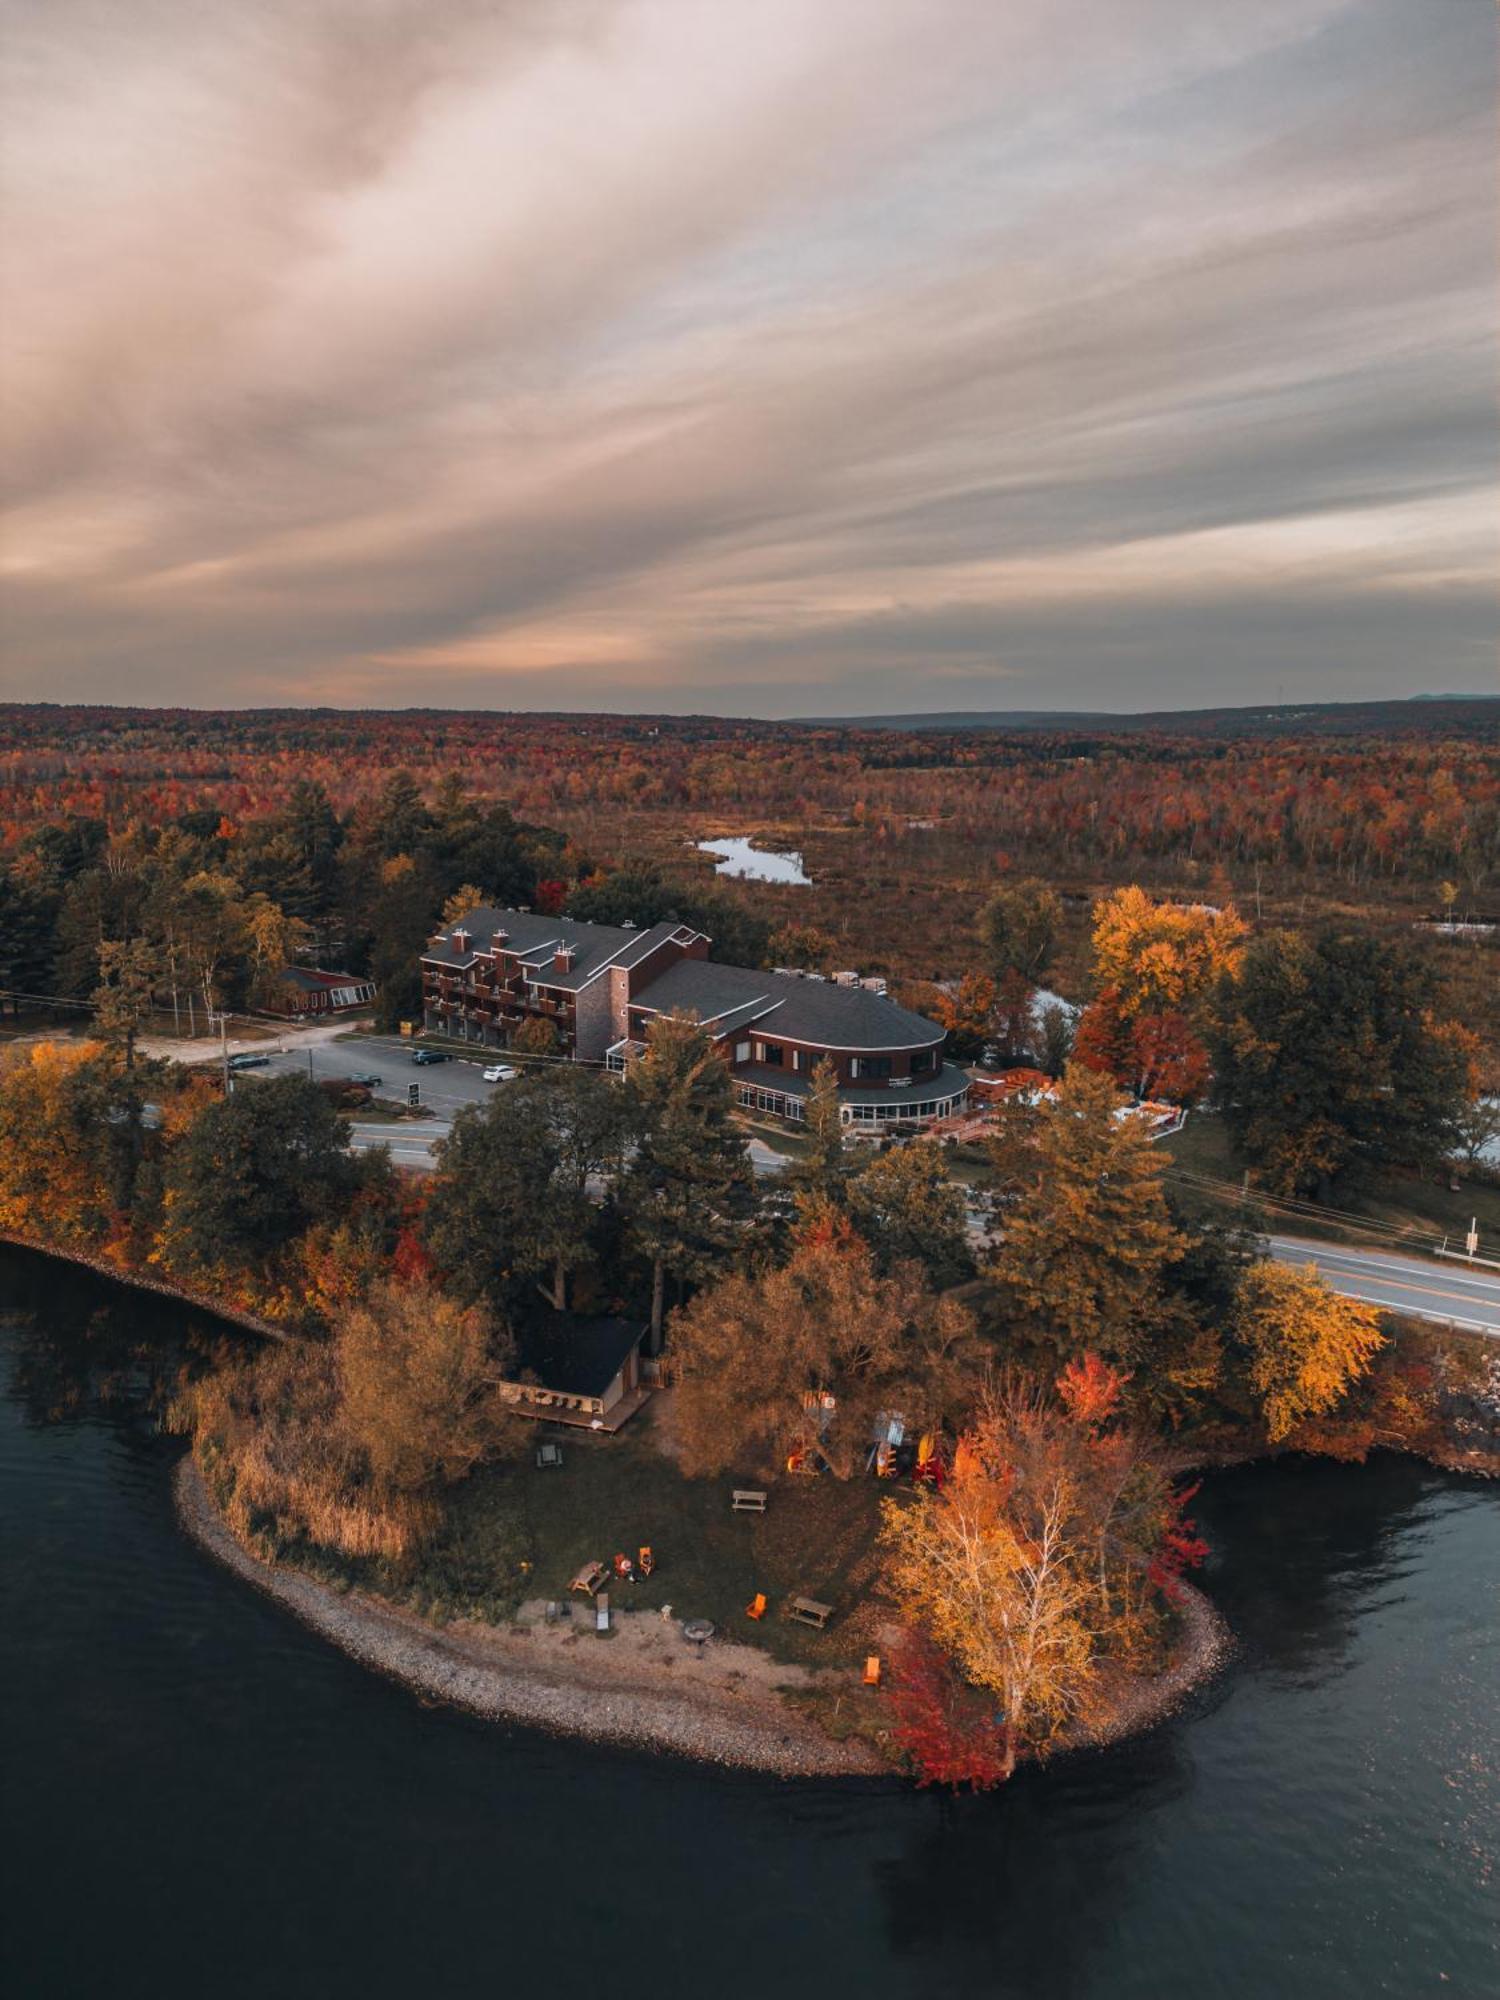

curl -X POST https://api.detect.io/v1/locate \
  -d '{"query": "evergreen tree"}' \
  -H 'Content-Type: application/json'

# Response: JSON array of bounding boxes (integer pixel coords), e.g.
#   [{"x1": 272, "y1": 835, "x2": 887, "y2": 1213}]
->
[
  {"x1": 620, "y1": 1015, "x2": 757, "y2": 1350},
  {"x1": 1213, "y1": 928, "x2": 1475, "y2": 1195},
  {"x1": 93, "y1": 936, "x2": 158, "y2": 1068},
  {"x1": 161, "y1": 1074, "x2": 359, "y2": 1279},
  {"x1": 424, "y1": 1069, "x2": 625, "y2": 1313},
  {"x1": 789, "y1": 1056, "x2": 849, "y2": 1204},
  {"x1": 987, "y1": 1063, "x2": 1183, "y2": 1365},
  {"x1": 847, "y1": 1143, "x2": 975, "y2": 1287}
]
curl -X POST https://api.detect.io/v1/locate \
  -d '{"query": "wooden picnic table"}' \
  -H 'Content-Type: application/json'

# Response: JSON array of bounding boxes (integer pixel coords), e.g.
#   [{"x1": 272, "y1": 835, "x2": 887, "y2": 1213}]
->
[
  {"x1": 787, "y1": 1595, "x2": 834, "y2": 1631},
  {"x1": 570, "y1": 1560, "x2": 607, "y2": 1596},
  {"x1": 731, "y1": 1488, "x2": 767, "y2": 1513}
]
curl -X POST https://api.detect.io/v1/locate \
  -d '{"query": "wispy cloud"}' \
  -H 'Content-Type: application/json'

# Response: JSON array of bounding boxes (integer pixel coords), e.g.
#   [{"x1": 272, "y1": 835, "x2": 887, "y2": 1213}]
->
[{"x1": 1, "y1": 0, "x2": 1494, "y2": 713}]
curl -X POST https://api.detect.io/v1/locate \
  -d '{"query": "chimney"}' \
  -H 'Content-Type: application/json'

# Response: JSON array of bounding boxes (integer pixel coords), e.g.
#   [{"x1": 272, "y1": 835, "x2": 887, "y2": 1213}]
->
[
  {"x1": 554, "y1": 945, "x2": 574, "y2": 975},
  {"x1": 492, "y1": 927, "x2": 509, "y2": 951},
  {"x1": 452, "y1": 927, "x2": 470, "y2": 954}
]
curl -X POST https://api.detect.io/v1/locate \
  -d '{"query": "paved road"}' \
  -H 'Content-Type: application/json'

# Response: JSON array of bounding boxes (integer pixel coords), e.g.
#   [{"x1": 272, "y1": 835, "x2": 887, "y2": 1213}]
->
[
  {"x1": 1268, "y1": 1235, "x2": 1500, "y2": 1335},
  {"x1": 348, "y1": 1121, "x2": 447, "y2": 1170}
]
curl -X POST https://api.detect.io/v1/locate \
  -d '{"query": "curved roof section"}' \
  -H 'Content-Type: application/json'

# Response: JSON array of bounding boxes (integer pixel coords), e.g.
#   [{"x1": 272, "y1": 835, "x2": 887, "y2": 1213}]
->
[{"x1": 630, "y1": 959, "x2": 943, "y2": 1052}]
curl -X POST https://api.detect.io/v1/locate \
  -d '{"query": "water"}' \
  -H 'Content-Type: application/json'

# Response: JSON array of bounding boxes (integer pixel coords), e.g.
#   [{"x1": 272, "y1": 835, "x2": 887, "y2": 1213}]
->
[
  {"x1": 697, "y1": 835, "x2": 812, "y2": 885},
  {"x1": 2, "y1": 1245, "x2": 1497, "y2": 2000}
]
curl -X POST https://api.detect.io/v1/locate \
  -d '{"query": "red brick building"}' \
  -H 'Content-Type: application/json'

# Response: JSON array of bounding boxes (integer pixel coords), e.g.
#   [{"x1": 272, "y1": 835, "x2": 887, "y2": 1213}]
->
[{"x1": 421, "y1": 906, "x2": 968, "y2": 1129}]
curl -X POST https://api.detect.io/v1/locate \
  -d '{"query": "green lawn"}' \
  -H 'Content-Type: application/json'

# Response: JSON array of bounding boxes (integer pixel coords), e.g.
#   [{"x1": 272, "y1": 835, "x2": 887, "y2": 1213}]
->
[
  {"x1": 1162, "y1": 1111, "x2": 1500, "y2": 1258},
  {"x1": 384, "y1": 1401, "x2": 890, "y2": 1669}
]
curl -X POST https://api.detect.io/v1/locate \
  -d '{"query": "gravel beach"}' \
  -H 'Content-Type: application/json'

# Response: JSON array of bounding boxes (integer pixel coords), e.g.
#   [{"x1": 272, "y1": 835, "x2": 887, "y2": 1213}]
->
[{"x1": 174, "y1": 1457, "x2": 887, "y2": 1776}]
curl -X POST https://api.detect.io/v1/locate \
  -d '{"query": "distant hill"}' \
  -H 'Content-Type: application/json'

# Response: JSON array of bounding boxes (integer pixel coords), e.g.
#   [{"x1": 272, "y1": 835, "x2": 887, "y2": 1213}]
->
[{"x1": 794, "y1": 695, "x2": 1500, "y2": 738}]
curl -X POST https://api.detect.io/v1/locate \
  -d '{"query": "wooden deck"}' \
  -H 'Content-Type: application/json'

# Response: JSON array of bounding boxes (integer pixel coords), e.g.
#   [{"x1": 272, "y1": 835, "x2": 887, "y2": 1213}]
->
[{"x1": 506, "y1": 1385, "x2": 653, "y2": 1434}]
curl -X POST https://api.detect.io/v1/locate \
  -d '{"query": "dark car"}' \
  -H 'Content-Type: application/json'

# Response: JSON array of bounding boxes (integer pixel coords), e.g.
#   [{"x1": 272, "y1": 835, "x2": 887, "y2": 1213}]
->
[
  {"x1": 226, "y1": 1052, "x2": 270, "y2": 1071},
  {"x1": 348, "y1": 1072, "x2": 384, "y2": 1089},
  {"x1": 411, "y1": 1048, "x2": 451, "y2": 1066}
]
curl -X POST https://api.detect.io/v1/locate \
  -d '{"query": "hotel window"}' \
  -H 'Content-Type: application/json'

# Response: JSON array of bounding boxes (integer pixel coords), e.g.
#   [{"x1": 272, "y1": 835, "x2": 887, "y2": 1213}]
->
[
  {"x1": 735, "y1": 1041, "x2": 751, "y2": 1063},
  {"x1": 911, "y1": 1048, "x2": 935, "y2": 1074},
  {"x1": 758, "y1": 1041, "x2": 784, "y2": 1067},
  {"x1": 855, "y1": 1055, "x2": 892, "y2": 1079}
]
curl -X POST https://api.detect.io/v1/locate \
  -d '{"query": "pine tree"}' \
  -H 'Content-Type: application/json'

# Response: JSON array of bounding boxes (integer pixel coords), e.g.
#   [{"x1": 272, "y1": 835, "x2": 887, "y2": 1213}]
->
[
  {"x1": 620, "y1": 1015, "x2": 757, "y2": 1351},
  {"x1": 987, "y1": 1063, "x2": 1183, "y2": 1365},
  {"x1": 789, "y1": 1056, "x2": 849, "y2": 1205},
  {"x1": 93, "y1": 937, "x2": 158, "y2": 1068}
]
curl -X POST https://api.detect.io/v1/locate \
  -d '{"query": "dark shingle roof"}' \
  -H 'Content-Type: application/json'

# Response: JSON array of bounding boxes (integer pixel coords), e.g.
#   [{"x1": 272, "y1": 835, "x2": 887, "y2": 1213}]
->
[
  {"x1": 509, "y1": 1315, "x2": 646, "y2": 1399},
  {"x1": 631, "y1": 959, "x2": 943, "y2": 1051},
  {"x1": 421, "y1": 907, "x2": 699, "y2": 992}
]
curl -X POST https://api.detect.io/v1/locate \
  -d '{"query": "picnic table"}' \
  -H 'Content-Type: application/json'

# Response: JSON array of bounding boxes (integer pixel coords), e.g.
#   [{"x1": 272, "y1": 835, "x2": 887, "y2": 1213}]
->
[
  {"x1": 570, "y1": 1560, "x2": 607, "y2": 1596},
  {"x1": 731, "y1": 1489, "x2": 767, "y2": 1513},
  {"x1": 787, "y1": 1595, "x2": 834, "y2": 1631}
]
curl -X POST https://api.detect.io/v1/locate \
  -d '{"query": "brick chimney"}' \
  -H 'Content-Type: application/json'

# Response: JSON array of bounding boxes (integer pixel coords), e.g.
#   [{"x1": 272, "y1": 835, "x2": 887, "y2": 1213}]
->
[
  {"x1": 492, "y1": 926, "x2": 509, "y2": 951},
  {"x1": 554, "y1": 945, "x2": 574, "y2": 975},
  {"x1": 452, "y1": 927, "x2": 470, "y2": 955}
]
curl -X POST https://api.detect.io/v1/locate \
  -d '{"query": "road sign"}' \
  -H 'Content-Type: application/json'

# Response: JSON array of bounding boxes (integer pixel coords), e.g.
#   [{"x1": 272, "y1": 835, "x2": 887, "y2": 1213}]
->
[{"x1": 407, "y1": 1083, "x2": 420, "y2": 1108}]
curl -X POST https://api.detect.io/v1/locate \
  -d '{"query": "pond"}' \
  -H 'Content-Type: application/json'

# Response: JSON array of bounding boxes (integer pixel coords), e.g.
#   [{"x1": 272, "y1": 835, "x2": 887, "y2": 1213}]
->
[
  {"x1": 697, "y1": 835, "x2": 812, "y2": 886},
  {"x1": 2, "y1": 1245, "x2": 1496, "y2": 2000}
]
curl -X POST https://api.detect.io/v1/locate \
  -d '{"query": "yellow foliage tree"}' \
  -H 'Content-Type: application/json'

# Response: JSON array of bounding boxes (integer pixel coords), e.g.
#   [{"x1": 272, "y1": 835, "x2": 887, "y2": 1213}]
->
[
  {"x1": 1231, "y1": 1260, "x2": 1385, "y2": 1441},
  {"x1": 881, "y1": 1377, "x2": 1178, "y2": 1776},
  {"x1": 0, "y1": 1041, "x2": 125, "y2": 1246},
  {"x1": 337, "y1": 1279, "x2": 513, "y2": 1497},
  {"x1": 1091, "y1": 886, "x2": 1246, "y2": 1020}
]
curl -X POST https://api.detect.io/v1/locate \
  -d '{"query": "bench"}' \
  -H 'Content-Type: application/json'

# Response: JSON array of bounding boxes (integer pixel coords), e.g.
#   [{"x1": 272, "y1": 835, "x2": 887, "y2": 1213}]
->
[
  {"x1": 535, "y1": 1442, "x2": 563, "y2": 1469},
  {"x1": 787, "y1": 1595, "x2": 834, "y2": 1631},
  {"x1": 731, "y1": 1489, "x2": 767, "y2": 1514},
  {"x1": 595, "y1": 1591, "x2": 610, "y2": 1633},
  {"x1": 570, "y1": 1560, "x2": 607, "y2": 1596}
]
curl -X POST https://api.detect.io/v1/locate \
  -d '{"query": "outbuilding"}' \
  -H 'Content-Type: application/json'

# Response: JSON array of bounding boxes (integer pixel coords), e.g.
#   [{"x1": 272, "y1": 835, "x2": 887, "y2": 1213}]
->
[{"x1": 496, "y1": 1315, "x2": 650, "y2": 1431}]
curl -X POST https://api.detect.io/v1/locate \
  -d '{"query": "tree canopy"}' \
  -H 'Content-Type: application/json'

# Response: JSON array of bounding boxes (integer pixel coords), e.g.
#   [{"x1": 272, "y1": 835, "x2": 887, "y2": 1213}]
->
[{"x1": 1212, "y1": 928, "x2": 1476, "y2": 1194}]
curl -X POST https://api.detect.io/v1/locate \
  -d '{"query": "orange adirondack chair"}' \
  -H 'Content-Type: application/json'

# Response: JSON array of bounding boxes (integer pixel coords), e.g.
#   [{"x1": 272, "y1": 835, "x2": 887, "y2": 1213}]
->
[{"x1": 745, "y1": 1592, "x2": 768, "y2": 1621}]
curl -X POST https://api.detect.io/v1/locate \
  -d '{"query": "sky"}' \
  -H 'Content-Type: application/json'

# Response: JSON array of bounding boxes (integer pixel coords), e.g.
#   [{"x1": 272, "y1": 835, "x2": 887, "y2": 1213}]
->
[{"x1": 1, "y1": 0, "x2": 1496, "y2": 719}]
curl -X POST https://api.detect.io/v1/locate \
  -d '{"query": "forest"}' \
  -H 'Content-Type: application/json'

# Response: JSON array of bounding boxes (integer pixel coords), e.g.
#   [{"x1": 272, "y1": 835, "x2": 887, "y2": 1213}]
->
[{"x1": 3, "y1": 701, "x2": 1497, "y2": 1073}]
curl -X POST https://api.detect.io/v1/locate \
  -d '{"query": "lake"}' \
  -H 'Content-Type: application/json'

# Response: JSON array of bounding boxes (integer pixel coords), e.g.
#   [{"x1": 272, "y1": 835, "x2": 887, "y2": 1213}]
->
[
  {"x1": 2, "y1": 1245, "x2": 1496, "y2": 2000},
  {"x1": 697, "y1": 835, "x2": 812, "y2": 886}
]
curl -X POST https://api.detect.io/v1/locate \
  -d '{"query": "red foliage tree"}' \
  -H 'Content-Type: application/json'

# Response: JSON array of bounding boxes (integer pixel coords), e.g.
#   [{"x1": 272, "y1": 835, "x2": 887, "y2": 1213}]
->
[
  {"x1": 1146, "y1": 1481, "x2": 1210, "y2": 1604},
  {"x1": 1056, "y1": 1351, "x2": 1128, "y2": 1432},
  {"x1": 887, "y1": 1629, "x2": 1014, "y2": 1790},
  {"x1": 1071, "y1": 986, "x2": 1135, "y2": 1085},
  {"x1": 1130, "y1": 1010, "x2": 1211, "y2": 1106}
]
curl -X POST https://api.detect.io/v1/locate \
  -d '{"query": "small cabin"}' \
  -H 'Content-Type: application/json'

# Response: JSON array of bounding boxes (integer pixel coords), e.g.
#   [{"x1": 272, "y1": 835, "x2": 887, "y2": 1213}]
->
[
  {"x1": 496, "y1": 1315, "x2": 650, "y2": 1432},
  {"x1": 266, "y1": 967, "x2": 376, "y2": 1017}
]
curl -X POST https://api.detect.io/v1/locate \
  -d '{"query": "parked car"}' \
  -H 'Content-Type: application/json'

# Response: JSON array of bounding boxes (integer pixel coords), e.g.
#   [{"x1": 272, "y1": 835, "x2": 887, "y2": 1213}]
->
[
  {"x1": 482, "y1": 1064, "x2": 519, "y2": 1083},
  {"x1": 411, "y1": 1048, "x2": 451, "y2": 1065},
  {"x1": 348, "y1": 1073, "x2": 383, "y2": 1089},
  {"x1": 226, "y1": 1052, "x2": 270, "y2": 1070}
]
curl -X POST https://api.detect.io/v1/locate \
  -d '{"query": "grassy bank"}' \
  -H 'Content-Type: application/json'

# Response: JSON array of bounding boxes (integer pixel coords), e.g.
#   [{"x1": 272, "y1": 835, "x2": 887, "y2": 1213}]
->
[{"x1": 301, "y1": 1400, "x2": 888, "y2": 1670}]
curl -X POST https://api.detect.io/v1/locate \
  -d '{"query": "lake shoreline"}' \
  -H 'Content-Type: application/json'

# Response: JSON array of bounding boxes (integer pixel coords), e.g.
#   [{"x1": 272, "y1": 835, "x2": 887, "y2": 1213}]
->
[
  {"x1": 174, "y1": 1454, "x2": 1230, "y2": 1780},
  {"x1": 0, "y1": 1230, "x2": 288, "y2": 1342}
]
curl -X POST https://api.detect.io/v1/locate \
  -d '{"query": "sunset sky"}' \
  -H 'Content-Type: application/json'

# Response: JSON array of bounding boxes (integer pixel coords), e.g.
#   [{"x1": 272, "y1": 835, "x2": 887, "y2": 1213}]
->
[{"x1": 1, "y1": 0, "x2": 1495, "y2": 717}]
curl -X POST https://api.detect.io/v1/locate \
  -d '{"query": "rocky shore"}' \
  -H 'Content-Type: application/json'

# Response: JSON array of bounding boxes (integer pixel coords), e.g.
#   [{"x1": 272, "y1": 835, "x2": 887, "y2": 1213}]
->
[
  {"x1": 174, "y1": 1457, "x2": 886, "y2": 1777},
  {"x1": 175, "y1": 1456, "x2": 1230, "y2": 1780}
]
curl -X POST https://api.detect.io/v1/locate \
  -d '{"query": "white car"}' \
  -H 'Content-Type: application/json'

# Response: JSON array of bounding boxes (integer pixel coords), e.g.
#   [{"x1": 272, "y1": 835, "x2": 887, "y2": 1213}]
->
[{"x1": 482, "y1": 1064, "x2": 519, "y2": 1083}]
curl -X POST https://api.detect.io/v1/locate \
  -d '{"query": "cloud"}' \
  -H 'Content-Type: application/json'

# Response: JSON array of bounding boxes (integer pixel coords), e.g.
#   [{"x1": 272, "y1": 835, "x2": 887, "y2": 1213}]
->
[{"x1": 0, "y1": 0, "x2": 1494, "y2": 713}]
